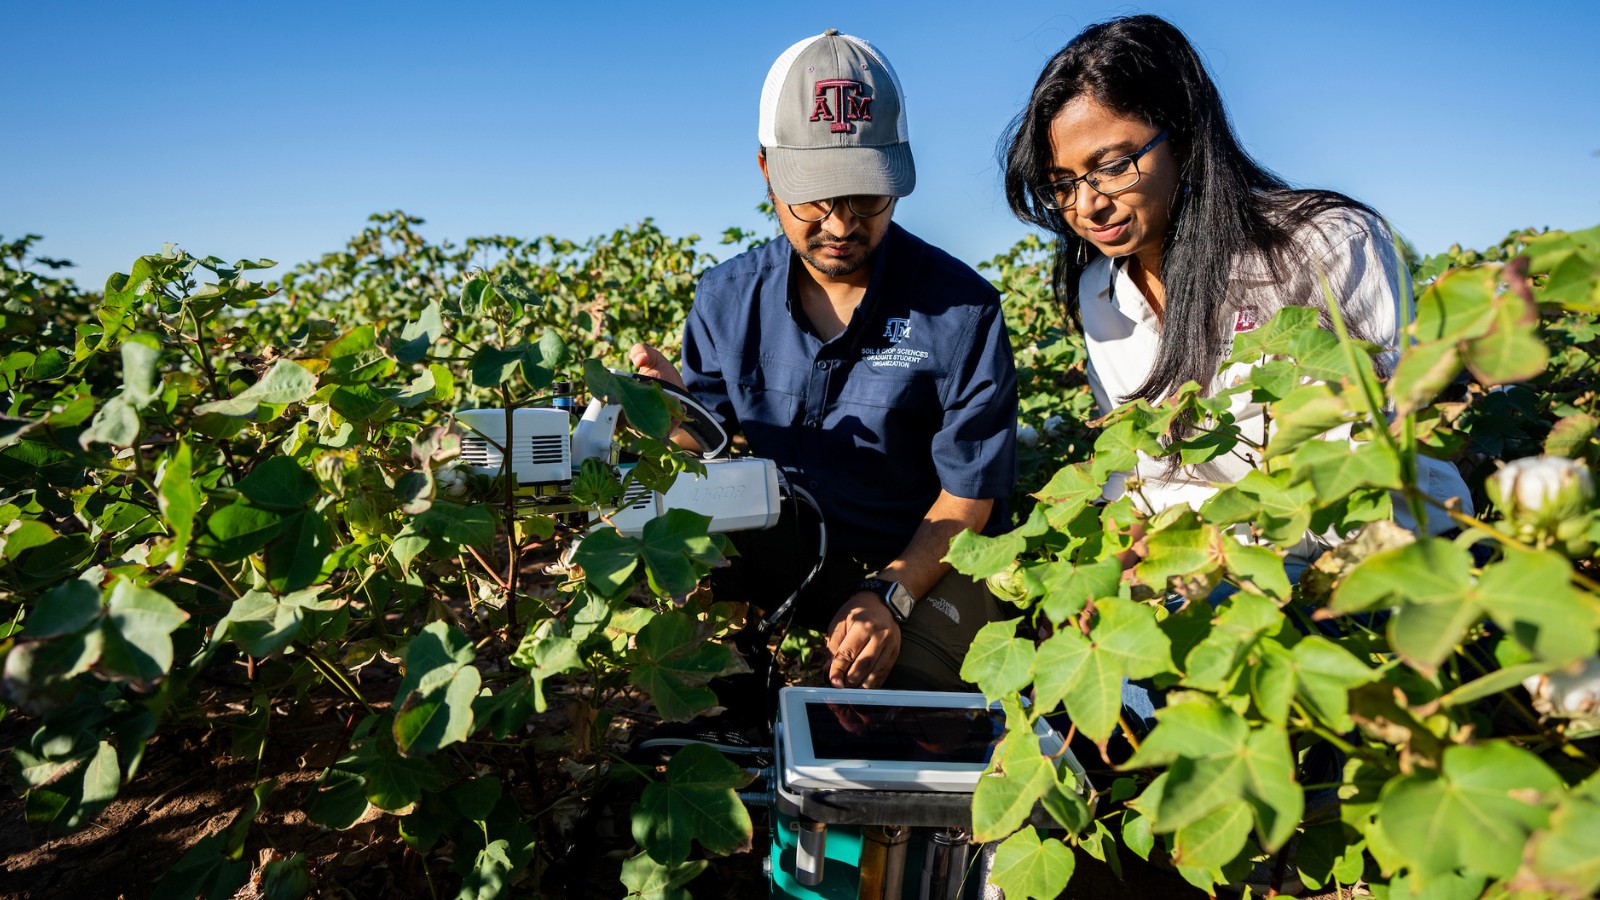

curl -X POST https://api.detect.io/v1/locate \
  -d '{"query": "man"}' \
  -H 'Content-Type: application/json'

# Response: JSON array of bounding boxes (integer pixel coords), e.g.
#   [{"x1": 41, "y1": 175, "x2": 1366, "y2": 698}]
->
[{"x1": 629, "y1": 30, "x2": 1016, "y2": 692}]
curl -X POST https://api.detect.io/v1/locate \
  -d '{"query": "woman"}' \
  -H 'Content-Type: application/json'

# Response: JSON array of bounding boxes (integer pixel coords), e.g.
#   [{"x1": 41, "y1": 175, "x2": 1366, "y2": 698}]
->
[{"x1": 1002, "y1": 14, "x2": 1470, "y2": 569}]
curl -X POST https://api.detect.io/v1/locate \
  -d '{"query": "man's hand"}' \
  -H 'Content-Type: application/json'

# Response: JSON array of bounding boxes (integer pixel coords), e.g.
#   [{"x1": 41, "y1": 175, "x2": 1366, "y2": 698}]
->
[
  {"x1": 628, "y1": 342, "x2": 686, "y2": 390},
  {"x1": 826, "y1": 593, "x2": 901, "y2": 689}
]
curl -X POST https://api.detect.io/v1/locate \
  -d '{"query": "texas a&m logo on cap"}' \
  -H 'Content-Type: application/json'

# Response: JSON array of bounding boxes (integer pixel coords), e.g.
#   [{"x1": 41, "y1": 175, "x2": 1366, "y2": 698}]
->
[{"x1": 811, "y1": 79, "x2": 872, "y2": 133}]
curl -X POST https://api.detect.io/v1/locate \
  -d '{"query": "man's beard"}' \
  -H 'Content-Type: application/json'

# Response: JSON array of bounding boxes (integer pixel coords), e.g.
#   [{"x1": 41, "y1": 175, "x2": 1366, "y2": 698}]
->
[{"x1": 797, "y1": 233, "x2": 874, "y2": 278}]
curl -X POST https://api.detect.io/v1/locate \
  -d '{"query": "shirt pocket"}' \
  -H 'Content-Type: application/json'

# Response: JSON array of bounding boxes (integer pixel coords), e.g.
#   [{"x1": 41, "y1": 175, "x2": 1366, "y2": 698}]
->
[
  {"x1": 835, "y1": 369, "x2": 936, "y2": 410},
  {"x1": 733, "y1": 365, "x2": 805, "y2": 419}
]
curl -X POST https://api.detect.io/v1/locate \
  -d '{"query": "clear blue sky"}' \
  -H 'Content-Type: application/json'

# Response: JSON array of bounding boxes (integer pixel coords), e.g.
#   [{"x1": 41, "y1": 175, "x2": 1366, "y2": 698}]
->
[{"x1": 6, "y1": 0, "x2": 1597, "y2": 290}]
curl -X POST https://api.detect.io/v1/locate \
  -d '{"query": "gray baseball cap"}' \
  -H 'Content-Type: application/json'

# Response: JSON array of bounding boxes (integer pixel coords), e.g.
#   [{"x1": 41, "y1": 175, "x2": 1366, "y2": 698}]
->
[{"x1": 758, "y1": 30, "x2": 915, "y2": 204}]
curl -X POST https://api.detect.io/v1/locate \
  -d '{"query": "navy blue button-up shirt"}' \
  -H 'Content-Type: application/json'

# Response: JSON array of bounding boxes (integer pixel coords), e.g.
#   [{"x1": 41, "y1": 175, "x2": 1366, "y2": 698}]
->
[{"x1": 681, "y1": 223, "x2": 1017, "y2": 565}]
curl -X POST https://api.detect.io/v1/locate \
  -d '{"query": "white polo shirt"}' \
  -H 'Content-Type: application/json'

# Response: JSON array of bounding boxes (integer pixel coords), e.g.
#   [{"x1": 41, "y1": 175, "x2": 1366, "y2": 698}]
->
[{"x1": 1078, "y1": 206, "x2": 1469, "y2": 551}]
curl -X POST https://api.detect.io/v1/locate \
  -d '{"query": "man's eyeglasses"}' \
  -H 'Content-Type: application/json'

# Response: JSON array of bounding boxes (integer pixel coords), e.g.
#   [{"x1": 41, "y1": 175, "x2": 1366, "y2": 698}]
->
[
  {"x1": 1035, "y1": 129, "x2": 1170, "y2": 211},
  {"x1": 782, "y1": 195, "x2": 895, "y2": 223}
]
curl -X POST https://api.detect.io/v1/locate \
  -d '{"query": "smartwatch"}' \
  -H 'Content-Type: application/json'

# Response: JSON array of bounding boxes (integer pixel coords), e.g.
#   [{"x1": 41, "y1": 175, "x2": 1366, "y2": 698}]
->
[{"x1": 858, "y1": 577, "x2": 917, "y2": 624}]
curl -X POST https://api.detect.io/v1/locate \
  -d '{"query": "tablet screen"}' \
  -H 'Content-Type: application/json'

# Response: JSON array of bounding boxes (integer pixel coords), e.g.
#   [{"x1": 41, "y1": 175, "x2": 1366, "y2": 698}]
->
[{"x1": 804, "y1": 703, "x2": 1005, "y2": 764}]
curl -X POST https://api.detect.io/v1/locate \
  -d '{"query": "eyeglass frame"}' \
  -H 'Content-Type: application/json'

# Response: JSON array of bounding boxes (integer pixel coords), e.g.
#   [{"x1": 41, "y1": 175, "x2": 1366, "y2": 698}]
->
[
  {"x1": 775, "y1": 193, "x2": 897, "y2": 223},
  {"x1": 1035, "y1": 129, "x2": 1171, "y2": 211}
]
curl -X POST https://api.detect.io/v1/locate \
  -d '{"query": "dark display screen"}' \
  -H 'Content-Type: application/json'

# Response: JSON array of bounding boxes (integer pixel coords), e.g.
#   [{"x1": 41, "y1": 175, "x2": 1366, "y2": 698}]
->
[{"x1": 804, "y1": 703, "x2": 1005, "y2": 764}]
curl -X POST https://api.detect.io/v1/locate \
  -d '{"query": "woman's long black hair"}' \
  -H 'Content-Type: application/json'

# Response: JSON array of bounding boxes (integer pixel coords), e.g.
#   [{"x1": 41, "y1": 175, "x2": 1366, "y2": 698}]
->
[{"x1": 1002, "y1": 15, "x2": 1380, "y2": 407}]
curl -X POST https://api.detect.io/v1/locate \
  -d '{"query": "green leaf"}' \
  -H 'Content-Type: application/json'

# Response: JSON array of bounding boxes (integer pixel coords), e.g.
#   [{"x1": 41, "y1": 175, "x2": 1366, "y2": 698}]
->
[
  {"x1": 1136, "y1": 513, "x2": 1223, "y2": 587},
  {"x1": 23, "y1": 579, "x2": 103, "y2": 638},
  {"x1": 585, "y1": 359, "x2": 676, "y2": 441},
  {"x1": 945, "y1": 528, "x2": 1027, "y2": 580},
  {"x1": 328, "y1": 383, "x2": 393, "y2": 422},
  {"x1": 266, "y1": 510, "x2": 330, "y2": 593},
  {"x1": 959, "y1": 620, "x2": 1036, "y2": 698},
  {"x1": 571, "y1": 527, "x2": 641, "y2": 599},
  {"x1": 470, "y1": 345, "x2": 527, "y2": 389},
  {"x1": 409, "y1": 501, "x2": 495, "y2": 552},
  {"x1": 1462, "y1": 292, "x2": 1548, "y2": 386},
  {"x1": 1041, "y1": 771, "x2": 1092, "y2": 836},
  {"x1": 1388, "y1": 595, "x2": 1484, "y2": 675},
  {"x1": 1227, "y1": 305, "x2": 1322, "y2": 364},
  {"x1": 222, "y1": 587, "x2": 335, "y2": 657},
  {"x1": 78, "y1": 395, "x2": 140, "y2": 448},
  {"x1": 237, "y1": 456, "x2": 317, "y2": 511},
  {"x1": 1440, "y1": 661, "x2": 1550, "y2": 708},
  {"x1": 1221, "y1": 540, "x2": 1291, "y2": 600},
  {"x1": 1091, "y1": 419, "x2": 1161, "y2": 483},
  {"x1": 1, "y1": 520, "x2": 57, "y2": 561},
  {"x1": 1331, "y1": 537, "x2": 1472, "y2": 613},
  {"x1": 360, "y1": 735, "x2": 443, "y2": 811},
  {"x1": 988, "y1": 826, "x2": 1075, "y2": 900},
  {"x1": 195, "y1": 360, "x2": 318, "y2": 417},
  {"x1": 972, "y1": 722, "x2": 1055, "y2": 842},
  {"x1": 200, "y1": 502, "x2": 286, "y2": 562},
  {"x1": 1288, "y1": 439, "x2": 1402, "y2": 504},
  {"x1": 1171, "y1": 799, "x2": 1254, "y2": 870},
  {"x1": 619, "y1": 852, "x2": 707, "y2": 900},
  {"x1": 260, "y1": 854, "x2": 311, "y2": 900},
  {"x1": 1032, "y1": 461, "x2": 1101, "y2": 511},
  {"x1": 395, "y1": 301, "x2": 443, "y2": 365},
  {"x1": 1525, "y1": 225, "x2": 1600, "y2": 309},
  {"x1": 521, "y1": 330, "x2": 568, "y2": 390},
  {"x1": 150, "y1": 832, "x2": 251, "y2": 900},
  {"x1": 638, "y1": 509, "x2": 723, "y2": 596},
  {"x1": 1264, "y1": 382, "x2": 1351, "y2": 458},
  {"x1": 321, "y1": 325, "x2": 395, "y2": 384},
  {"x1": 1373, "y1": 741, "x2": 1562, "y2": 879},
  {"x1": 495, "y1": 271, "x2": 539, "y2": 310},
  {"x1": 97, "y1": 581, "x2": 189, "y2": 688},
  {"x1": 1032, "y1": 599, "x2": 1171, "y2": 742},
  {"x1": 155, "y1": 442, "x2": 200, "y2": 570},
  {"x1": 628, "y1": 611, "x2": 737, "y2": 722},
  {"x1": 1391, "y1": 339, "x2": 1461, "y2": 417},
  {"x1": 1158, "y1": 725, "x2": 1303, "y2": 852},
  {"x1": 1283, "y1": 636, "x2": 1376, "y2": 732},
  {"x1": 514, "y1": 626, "x2": 586, "y2": 713},
  {"x1": 632, "y1": 742, "x2": 754, "y2": 864},
  {"x1": 1415, "y1": 265, "x2": 1499, "y2": 342},
  {"x1": 1201, "y1": 469, "x2": 1315, "y2": 547},
  {"x1": 1545, "y1": 413, "x2": 1599, "y2": 458},
  {"x1": 1477, "y1": 548, "x2": 1600, "y2": 667},
  {"x1": 120, "y1": 338, "x2": 162, "y2": 408},
  {"x1": 1035, "y1": 556, "x2": 1121, "y2": 626},
  {"x1": 1127, "y1": 697, "x2": 1249, "y2": 768},
  {"x1": 392, "y1": 622, "x2": 481, "y2": 756},
  {"x1": 306, "y1": 766, "x2": 370, "y2": 829},
  {"x1": 1524, "y1": 789, "x2": 1600, "y2": 897},
  {"x1": 1296, "y1": 822, "x2": 1366, "y2": 892}
]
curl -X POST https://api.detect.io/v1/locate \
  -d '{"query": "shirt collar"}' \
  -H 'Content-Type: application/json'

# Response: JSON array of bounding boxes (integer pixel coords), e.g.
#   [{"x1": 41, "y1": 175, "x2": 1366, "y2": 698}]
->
[{"x1": 1107, "y1": 256, "x2": 1162, "y2": 330}]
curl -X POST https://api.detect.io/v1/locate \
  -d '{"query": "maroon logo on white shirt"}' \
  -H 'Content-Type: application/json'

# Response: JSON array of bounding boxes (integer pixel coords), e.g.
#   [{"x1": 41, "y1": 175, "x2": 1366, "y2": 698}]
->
[{"x1": 1233, "y1": 307, "x2": 1263, "y2": 332}]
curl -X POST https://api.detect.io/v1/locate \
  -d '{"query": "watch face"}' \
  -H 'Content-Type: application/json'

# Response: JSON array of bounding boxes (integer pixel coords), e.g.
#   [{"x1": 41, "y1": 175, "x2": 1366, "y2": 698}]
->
[{"x1": 885, "y1": 583, "x2": 916, "y2": 621}]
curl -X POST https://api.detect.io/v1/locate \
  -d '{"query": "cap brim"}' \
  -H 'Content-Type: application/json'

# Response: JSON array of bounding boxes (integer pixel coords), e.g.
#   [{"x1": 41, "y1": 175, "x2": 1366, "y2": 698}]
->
[{"x1": 765, "y1": 144, "x2": 916, "y2": 204}]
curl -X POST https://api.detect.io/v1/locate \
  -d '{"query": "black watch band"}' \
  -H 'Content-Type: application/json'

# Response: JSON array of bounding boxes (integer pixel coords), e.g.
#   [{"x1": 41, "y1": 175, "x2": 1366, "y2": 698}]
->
[{"x1": 858, "y1": 577, "x2": 916, "y2": 624}]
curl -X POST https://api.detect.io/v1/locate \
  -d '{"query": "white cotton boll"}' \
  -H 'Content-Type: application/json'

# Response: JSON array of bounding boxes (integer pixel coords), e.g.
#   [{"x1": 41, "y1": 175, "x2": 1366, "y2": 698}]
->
[
  {"x1": 1042, "y1": 416, "x2": 1066, "y2": 439},
  {"x1": 437, "y1": 467, "x2": 467, "y2": 497},
  {"x1": 1523, "y1": 658, "x2": 1600, "y2": 729},
  {"x1": 1491, "y1": 456, "x2": 1594, "y2": 519},
  {"x1": 1487, "y1": 456, "x2": 1596, "y2": 556},
  {"x1": 1017, "y1": 424, "x2": 1039, "y2": 449}
]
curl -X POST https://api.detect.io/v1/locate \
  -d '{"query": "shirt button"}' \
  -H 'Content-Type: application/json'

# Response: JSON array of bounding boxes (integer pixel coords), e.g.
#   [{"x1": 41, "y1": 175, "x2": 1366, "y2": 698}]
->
[
  {"x1": 814, "y1": 360, "x2": 828, "y2": 370},
  {"x1": 806, "y1": 418, "x2": 821, "y2": 428}
]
